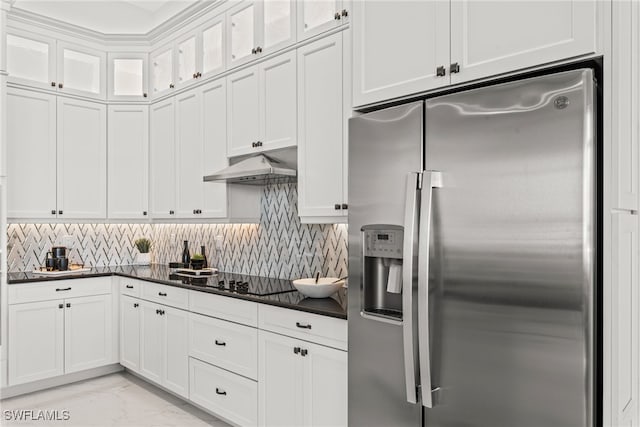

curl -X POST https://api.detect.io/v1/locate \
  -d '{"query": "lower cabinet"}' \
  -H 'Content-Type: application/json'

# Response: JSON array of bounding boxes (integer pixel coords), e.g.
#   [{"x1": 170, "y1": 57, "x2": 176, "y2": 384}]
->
[
  {"x1": 120, "y1": 295, "x2": 141, "y2": 371},
  {"x1": 258, "y1": 330, "x2": 347, "y2": 427}
]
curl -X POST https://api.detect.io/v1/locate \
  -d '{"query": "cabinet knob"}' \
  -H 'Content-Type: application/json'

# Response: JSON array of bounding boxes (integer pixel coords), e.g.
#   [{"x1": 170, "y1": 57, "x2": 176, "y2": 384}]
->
[
  {"x1": 169, "y1": 83, "x2": 175, "y2": 89},
  {"x1": 256, "y1": 46, "x2": 262, "y2": 54},
  {"x1": 58, "y1": 210, "x2": 63, "y2": 215},
  {"x1": 193, "y1": 209, "x2": 197, "y2": 214},
  {"x1": 66, "y1": 303, "x2": 71, "y2": 308},
  {"x1": 169, "y1": 210, "x2": 175, "y2": 215},
  {"x1": 251, "y1": 48, "x2": 257, "y2": 54},
  {"x1": 334, "y1": 204, "x2": 341, "y2": 210},
  {"x1": 341, "y1": 203, "x2": 348, "y2": 210},
  {"x1": 134, "y1": 303, "x2": 139, "y2": 308},
  {"x1": 436, "y1": 66, "x2": 446, "y2": 77},
  {"x1": 334, "y1": 11, "x2": 341, "y2": 20},
  {"x1": 158, "y1": 292, "x2": 167, "y2": 297},
  {"x1": 51, "y1": 82, "x2": 56, "y2": 87},
  {"x1": 293, "y1": 347, "x2": 301, "y2": 354},
  {"x1": 193, "y1": 73, "x2": 197, "y2": 79},
  {"x1": 197, "y1": 72, "x2": 202, "y2": 78},
  {"x1": 58, "y1": 82, "x2": 63, "y2": 89},
  {"x1": 300, "y1": 349, "x2": 308, "y2": 357},
  {"x1": 450, "y1": 62, "x2": 460, "y2": 74},
  {"x1": 143, "y1": 93, "x2": 148, "y2": 98},
  {"x1": 51, "y1": 209, "x2": 57, "y2": 215},
  {"x1": 156, "y1": 309, "x2": 160, "y2": 314},
  {"x1": 252, "y1": 142, "x2": 256, "y2": 148},
  {"x1": 341, "y1": 9, "x2": 348, "y2": 17},
  {"x1": 58, "y1": 303, "x2": 63, "y2": 309},
  {"x1": 143, "y1": 211, "x2": 147, "y2": 216}
]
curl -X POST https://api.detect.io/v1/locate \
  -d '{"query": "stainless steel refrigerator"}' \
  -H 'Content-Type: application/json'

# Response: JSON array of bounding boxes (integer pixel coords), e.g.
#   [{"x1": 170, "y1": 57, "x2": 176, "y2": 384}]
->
[{"x1": 347, "y1": 68, "x2": 597, "y2": 427}]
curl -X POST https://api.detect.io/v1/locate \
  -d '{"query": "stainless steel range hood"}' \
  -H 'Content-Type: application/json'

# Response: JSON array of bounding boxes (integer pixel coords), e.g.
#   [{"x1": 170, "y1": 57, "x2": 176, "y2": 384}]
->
[{"x1": 203, "y1": 154, "x2": 296, "y2": 185}]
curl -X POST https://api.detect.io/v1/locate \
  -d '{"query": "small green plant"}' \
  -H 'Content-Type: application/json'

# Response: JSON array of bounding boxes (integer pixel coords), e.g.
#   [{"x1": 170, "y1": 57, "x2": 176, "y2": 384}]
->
[
  {"x1": 191, "y1": 253, "x2": 204, "y2": 261},
  {"x1": 134, "y1": 238, "x2": 152, "y2": 253}
]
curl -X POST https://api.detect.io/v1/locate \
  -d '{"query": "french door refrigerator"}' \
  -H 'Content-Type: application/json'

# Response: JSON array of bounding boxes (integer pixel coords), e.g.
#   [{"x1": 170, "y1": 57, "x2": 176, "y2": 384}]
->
[{"x1": 348, "y1": 68, "x2": 597, "y2": 427}]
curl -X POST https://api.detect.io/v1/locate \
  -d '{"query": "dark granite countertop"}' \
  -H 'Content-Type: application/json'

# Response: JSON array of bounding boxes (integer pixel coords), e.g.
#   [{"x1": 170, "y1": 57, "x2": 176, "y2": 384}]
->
[{"x1": 8, "y1": 265, "x2": 347, "y2": 320}]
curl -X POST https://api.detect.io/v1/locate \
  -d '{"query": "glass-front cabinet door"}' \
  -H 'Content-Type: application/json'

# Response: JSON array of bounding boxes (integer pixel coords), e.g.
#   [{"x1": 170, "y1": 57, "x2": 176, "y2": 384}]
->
[
  {"x1": 108, "y1": 53, "x2": 148, "y2": 100},
  {"x1": 6, "y1": 32, "x2": 55, "y2": 90},
  {"x1": 57, "y1": 42, "x2": 106, "y2": 99},
  {"x1": 261, "y1": 0, "x2": 295, "y2": 53},
  {"x1": 201, "y1": 18, "x2": 225, "y2": 78},
  {"x1": 177, "y1": 33, "x2": 198, "y2": 88},
  {"x1": 297, "y1": 0, "x2": 345, "y2": 41},
  {"x1": 151, "y1": 46, "x2": 175, "y2": 96},
  {"x1": 227, "y1": 1, "x2": 258, "y2": 68}
]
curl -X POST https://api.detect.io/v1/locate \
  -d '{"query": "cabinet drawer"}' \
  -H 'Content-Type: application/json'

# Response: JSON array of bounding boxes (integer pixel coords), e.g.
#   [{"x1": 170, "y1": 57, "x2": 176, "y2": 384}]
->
[
  {"x1": 189, "y1": 313, "x2": 257, "y2": 380},
  {"x1": 141, "y1": 282, "x2": 188, "y2": 309},
  {"x1": 258, "y1": 305, "x2": 347, "y2": 350},
  {"x1": 9, "y1": 277, "x2": 112, "y2": 304},
  {"x1": 120, "y1": 278, "x2": 142, "y2": 298},
  {"x1": 189, "y1": 291, "x2": 257, "y2": 326},
  {"x1": 189, "y1": 358, "x2": 257, "y2": 427}
]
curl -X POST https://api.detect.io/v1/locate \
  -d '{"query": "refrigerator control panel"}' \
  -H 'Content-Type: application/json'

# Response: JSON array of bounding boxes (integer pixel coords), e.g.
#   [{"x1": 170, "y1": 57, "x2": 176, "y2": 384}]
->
[{"x1": 363, "y1": 228, "x2": 403, "y2": 259}]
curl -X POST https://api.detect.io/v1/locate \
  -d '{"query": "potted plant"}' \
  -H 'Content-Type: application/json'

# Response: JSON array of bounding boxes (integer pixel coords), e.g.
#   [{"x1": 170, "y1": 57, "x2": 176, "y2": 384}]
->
[
  {"x1": 190, "y1": 253, "x2": 205, "y2": 270},
  {"x1": 134, "y1": 238, "x2": 152, "y2": 265}
]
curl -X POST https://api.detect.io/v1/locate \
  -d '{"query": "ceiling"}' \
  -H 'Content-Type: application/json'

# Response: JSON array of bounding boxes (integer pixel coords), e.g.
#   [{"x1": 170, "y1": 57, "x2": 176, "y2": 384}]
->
[{"x1": 11, "y1": 0, "x2": 202, "y2": 34}]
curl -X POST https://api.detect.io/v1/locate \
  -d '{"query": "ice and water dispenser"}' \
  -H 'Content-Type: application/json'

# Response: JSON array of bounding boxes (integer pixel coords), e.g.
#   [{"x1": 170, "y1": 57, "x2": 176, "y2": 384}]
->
[{"x1": 361, "y1": 225, "x2": 404, "y2": 322}]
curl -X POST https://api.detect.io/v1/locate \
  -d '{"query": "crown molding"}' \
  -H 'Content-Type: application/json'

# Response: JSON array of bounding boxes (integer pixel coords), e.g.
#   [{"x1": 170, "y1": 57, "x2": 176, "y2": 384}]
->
[
  {"x1": 1, "y1": 0, "x2": 14, "y2": 12},
  {"x1": 146, "y1": 0, "x2": 224, "y2": 46}
]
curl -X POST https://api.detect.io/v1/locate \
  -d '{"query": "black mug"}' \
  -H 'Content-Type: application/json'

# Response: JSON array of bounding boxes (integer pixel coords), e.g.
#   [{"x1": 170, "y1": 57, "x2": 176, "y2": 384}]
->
[
  {"x1": 51, "y1": 246, "x2": 67, "y2": 258},
  {"x1": 56, "y1": 257, "x2": 68, "y2": 271}
]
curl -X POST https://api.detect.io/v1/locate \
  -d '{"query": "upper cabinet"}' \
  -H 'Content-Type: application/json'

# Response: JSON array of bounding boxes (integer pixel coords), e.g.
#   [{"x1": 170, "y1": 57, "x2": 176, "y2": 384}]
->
[
  {"x1": 201, "y1": 16, "x2": 226, "y2": 79},
  {"x1": 226, "y1": 0, "x2": 295, "y2": 68},
  {"x1": 7, "y1": 31, "x2": 106, "y2": 99},
  {"x1": 353, "y1": 0, "x2": 597, "y2": 107},
  {"x1": 297, "y1": 0, "x2": 348, "y2": 42},
  {"x1": 151, "y1": 45, "x2": 175, "y2": 96},
  {"x1": 108, "y1": 52, "x2": 148, "y2": 101}
]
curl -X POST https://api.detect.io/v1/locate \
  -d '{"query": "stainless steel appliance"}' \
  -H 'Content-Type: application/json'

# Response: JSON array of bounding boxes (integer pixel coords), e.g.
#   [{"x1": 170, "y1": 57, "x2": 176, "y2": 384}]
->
[{"x1": 348, "y1": 69, "x2": 597, "y2": 427}]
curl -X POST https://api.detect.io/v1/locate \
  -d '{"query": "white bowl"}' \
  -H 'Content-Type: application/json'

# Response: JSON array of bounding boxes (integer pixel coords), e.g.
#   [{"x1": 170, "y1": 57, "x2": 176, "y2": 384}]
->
[{"x1": 292, "y1": 277, "x2": 344, "y2": 298}]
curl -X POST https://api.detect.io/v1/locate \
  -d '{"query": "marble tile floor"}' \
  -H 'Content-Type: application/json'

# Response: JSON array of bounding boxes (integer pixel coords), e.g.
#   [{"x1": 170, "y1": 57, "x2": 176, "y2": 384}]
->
[{"x1": 0, "y1": 372, "x2": 232, "y2": 426}]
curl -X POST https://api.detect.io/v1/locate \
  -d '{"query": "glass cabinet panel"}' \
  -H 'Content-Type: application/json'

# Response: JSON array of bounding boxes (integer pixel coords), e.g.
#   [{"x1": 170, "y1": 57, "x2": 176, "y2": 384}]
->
[
  {"x1": 302, "y1": 0, "x2": 337, "y2": 34},
  {"x1": 152, "y1": 48, "x2": 173, "y2": 93},
  {"x1": 264, "y1": 0, "x2": 292, "y2": 49},
  {"x1": 63, "y1": 48, "x2": 101, "y2": 94},
  {"x1": 6, "y1": 34, "x2": 50, "y2": 85},
  {"x1": 178, "y1": 36, "x2": 197, "y2": 84},
  {"x1": 230, "y1": 3, "x2": 255, "y2": 63},
  {"x1": 113, "y1": 58, "x2": 144, "y2": 96},
  {"x1": 202, "y1": 22, "x2": 224, "y2": 75}
]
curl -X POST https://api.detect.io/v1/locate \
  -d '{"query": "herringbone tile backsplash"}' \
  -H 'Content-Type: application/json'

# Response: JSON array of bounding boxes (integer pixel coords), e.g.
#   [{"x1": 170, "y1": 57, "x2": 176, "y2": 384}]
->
[{"x1": 8, "y1": 183, "x2": 348, "y2": 280}]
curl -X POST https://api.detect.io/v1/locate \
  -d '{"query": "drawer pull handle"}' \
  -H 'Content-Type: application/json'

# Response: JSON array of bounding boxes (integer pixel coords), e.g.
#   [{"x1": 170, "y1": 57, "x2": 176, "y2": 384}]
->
[
  {"x1": 215, "y1": 340, "x2": 226, "y2": 346},
  {"x1": 126, "y1": 285, "x2": 134, "y2": 289},
  {"x1": 56, "y1": 287, "x2": 72, "y2": 292},
  {"x1": 158, "y1": 292, "x2": 167, "y2": 296},
  {"x1": 296, "y1": 322, "x2": 312, "y2": 329},
  {"x1": 216, "y1": 388, "x2": 227, "y2": 395}
]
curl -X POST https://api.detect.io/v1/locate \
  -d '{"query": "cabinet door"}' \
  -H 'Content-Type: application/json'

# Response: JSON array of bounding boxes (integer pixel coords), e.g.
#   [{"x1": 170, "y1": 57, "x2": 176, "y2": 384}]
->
[
  {"x1": 6, "y1": 31, "x2": 55, "y2": 90},
  {"x1": 57, "y1": 97, "x2": 107, "y2": 219},
  {"x1": 6, "y1": 88, "x2": 57, "y2": 219},
  {"x1": 260, "y1": 51, "x2": 297, "y2": 152},
  {"x1": 450, "y1": 0, "x2": 596, "y2": 85},
  {"x1": 611, "y1": 213, "x2": 639, "y2": 426},
  {"x1": 163, "y1": 306, "x2": 189, "y2": 399},
  {"x1": 260, "y1": 0, "x2": 296, "y2": 53},
  {"x1": 57, "y1": 42, "x2": 106, "y2": 99},
  {"x1": 120, "y1": 295, "x2": 141, "y2": 372},
  {"x1": 8, "y1": 300, "x2": 64, "y2": 385},
  {"x1": 108, "y1": 53, "x2": 148, "y2": 100},
  {"x1": 227, "y1": 1, "x2": 259, "y2": 68},
  {"x1": 151, "y1": 46, "x2": 175, "y2": 96},
  {"x1": 202, "y1": 79, "x2": 228, "y2": 218},
  {"x1": 297, "y1": 33, "x2": 344, "y2": 218},
  {"x1": 227, "y1": 66, "x2": 260, "y2": 157},
  {"x1": 108, "y1": 105, "x2": 149, "y2": 219},
  {"x1": 150, "y1": 99, "x2": 177, "y2": 219},
  {"x1": 258, "y1": 331, "x2": 305, "y2": 427},
  {"x1": 201, "y1": 17, "x2": 226, "y2": 78},
  {"x1": 64, "y1": 294, "x2": 114, "y2": 373},
  {"x1": 175, "y1": 90, "x2": 204, "y2": 218},
  {"x1": 140, "y1": 301, "x2": 163, "y2": 384},
  {"x1": 177, "y1": 32, "x2": 199, "y2": 88},
  {"x1": 297, "y1": 0, "x2": 343, "y2": 41},
  {"x1": 352, "y1": 0, "x2": 450, "y2": 107},
  {"x1": 304, "y1": 342, "x2": 348, "y2": 426}
]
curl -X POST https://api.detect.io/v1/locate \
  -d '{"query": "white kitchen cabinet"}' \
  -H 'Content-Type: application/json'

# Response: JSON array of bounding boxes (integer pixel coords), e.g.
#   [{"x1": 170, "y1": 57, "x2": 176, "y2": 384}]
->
[
  {"x1": 176, "y1": 31, "x2": 199, "y2": 89},
  {"x1": 227, "y1": 1, "x2": 258, "y2": 68},
  {"x1": 297, "y1": 0, "x2": 348, "y2": 42},
  {"x1": 108, "y1": 105, "x2": 149, "y2": 219},
  {"x1": 258, "y1": 330, "x2": 347, "y2": 427},
  {"x1": 201, "y1": 16, "x2": 226, "y2": 79},
  {"x1": 353, "y1": 0, "x2": 597, "y2": 107},
  {"x1": 6, "y1": 31, "x2": 106, "y2": 99},
  {"x1": 611, "y1": 212, "x2": 639, "y2": 427},
  {"x1": 8, "y1": 300, "x2": 65, "y2": 385},
  {"x1": 6, "y1": 88, "x2": 106, "y2": 219},
  {"x1": 57, "y1": 97, "x2": 107, "y2": 219},
  {"x1": 175, "y1": 90, "x2": 204, "y2": 219},
  {"x1": 120, "y1": 295, "x2": 141, "y2": 372},
  {"x1": 297, "y1": 32, "x2": 347, "y2": 220},
  {"x1": 227, "y1": 50, "x2": 296, "y2": 157},
  {"x1": 260, "y1": 0, "x2": 296, "y2": 53},
  {"x1": 6, "y1": 88, "x2": 57, "y2": 219},
  {"x1": 151, "y1": 45, "x2": 175, "y2": 96},
  {"x1": 149, "y1": 98, "x2": 177, "y2": 219},
  {"x1": 108, "y1": 52, "x2": 148, "y2": 101},
  {"x1": 139, "y1": 299, "x2": 189, "y2": 398},
  {"x1": 64, "y1": 294, "x2": 114, "y2": 374}
]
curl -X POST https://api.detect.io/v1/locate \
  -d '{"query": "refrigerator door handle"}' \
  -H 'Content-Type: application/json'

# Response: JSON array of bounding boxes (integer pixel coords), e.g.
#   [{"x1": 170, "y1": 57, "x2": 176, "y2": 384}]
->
[
  {"x1": 418, "y1": 170, "x2": 442, "y2": 408},
  {"x1": 402, "y1": 172, "x2": 420, "y2": 404}
]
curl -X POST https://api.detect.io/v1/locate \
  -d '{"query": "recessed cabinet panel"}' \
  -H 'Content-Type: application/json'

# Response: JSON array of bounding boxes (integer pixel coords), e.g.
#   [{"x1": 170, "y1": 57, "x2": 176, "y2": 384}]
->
[
  {"x1": 6, "y1": 33, "x2": 54, "y2": 88},
  {"x1": 227, "y1": 67, "x2": 260, "y2": 156},
  {"x1": 178, "y1": 35, "x2": 198, "y2": 86},
  {"x1": 152, "y1": 47, "x2": 174, "y2": 95},
  {"x1": 228, "y1": 2, "x2": 257, "y2": 67},
  {"x1": 120, "y1": 295, "x2": 141, "y2": 372},
  {"x1": 202, "y1": 20, "x2": 225, "y2": 77},
  {"x1": 202, "y1": 80, "x2": 229, "y2": 218},
  {"x1": 163, "y1": 306, "x2": 189, "y2": 398},
  {"x1": 109, "y1": 53, "x2": 148, "y2": 100},
  {"x1": 261, "y1": 51, "x2": 297, "y2": 152},
  {"x1": 306, "y1": 341, "x2": 348, "y2": 426},
  {"x1": 263, "y1": 0, "x2": 295, "y2": 51},
  {"x1": 298, "y1": 0, "x2": 342, "y2": 41},
  {"x1": 58, "y1": 43, "x2": 106, "y2": 98},
  {"x1": 176, "y1": 91, "x2": 204, "y2": 218},
  {"x1": 140, "y1": 301, "x2": 164, "y2": 384},
  {"x1": 150, "y1": 99, "x2": 176, "y2": 219}
]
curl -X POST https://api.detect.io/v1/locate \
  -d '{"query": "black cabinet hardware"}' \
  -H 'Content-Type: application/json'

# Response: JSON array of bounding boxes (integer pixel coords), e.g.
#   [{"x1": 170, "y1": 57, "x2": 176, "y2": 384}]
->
[
  {"x1": 193, "y1": 73, "x2": 198, "y2": 79},
  {"x1": 169, "y1": 210, "x2": 175, "y2": 215},
  {"x1": 156, "y1": 309, "x2": 160, "y2": 314},
  {"x1": 143, "y1": 211, "x2": 147, "y2": 216},
  {"x1": 158, "y1": 292, "x2": 167, "y2": 297},
  {"x1": 160, "y1": 310, "x2": 165, "y2": 315},
  {"x1": 134, "y1": 303, "x2": 139, "y2": 308},
  {"x1": 56, "y1": 287, "x2": 72, "y2": 292},
  {"x1": 197, "y1": 72, "x2": 202, "y2": 78},
  {"x1": 169, "y1": 83, "x2": 175, "y2": 89},
  {"x1": 51, "y1": 82, "x2": 56, "y2": 87},
  {"x1": 215, "y1": 340, "x2": 226, "y2": 346},
  {"x1": 215, "y1": 388, "x2": 227, "y2": 395},
  {"x1": 58, "y1": 210, "x2": 63, "y2": 215},
  {"x1": 293, "y1": 347, "x2": 301, "y2": 354},
  {"x1": 256, "y1": 46, "x2": 262, "y2": 53},
  {"x1": 143, "y1": 93, "x2": 148, "y2": 98},
  {"x1": 300, "y1": 349, "x2": 308, "y2": 357},
  {"x1": 334, "y1": 204, "x2": 341, "y2": 210},
  {"x1": 51, "y1": 210, "x2": 57, "y2": 215},
  {"x1": 341, "y1": 9, "x2": 348, "y2": 17},
  {"x1": 193, "y1": 209, "x2": 197, "y2": 214},
  {"x1": 66, "y1": 303, "x2": 71, "y2": 308},
  {"x1": 58, "y1": 82, "x2": 63, "y2": 89},
  {"x1": 296, "y1": 322, "x2": 312, "y2": 329},
  {"x1": 334, "y1": 11, "x2": 341, "y2": 20},
  {"x1": 436, "y1": 66, "x2": 446, "y2": 77},
  {"x1": 341, "y1": 203, "x2": 348, "y2": 210},
  {"x1": 126, "y1": 285, "x2": 134, "y2": 289},
  {"x1": 58, "y1": 303, "x2": 64, "y2": 309},
  {"x1": 450, "y1": 62, "x2": 460, "y2": 73},
  {"x1": 251, "y1": 47, "x2": 257, "y2": 54}
]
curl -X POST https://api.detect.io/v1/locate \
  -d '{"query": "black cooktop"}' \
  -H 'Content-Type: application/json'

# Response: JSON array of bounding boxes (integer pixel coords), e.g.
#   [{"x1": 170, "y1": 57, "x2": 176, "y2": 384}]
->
[{"x1": 168, "y1": 270, "x2": 297, "y2": 296}]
